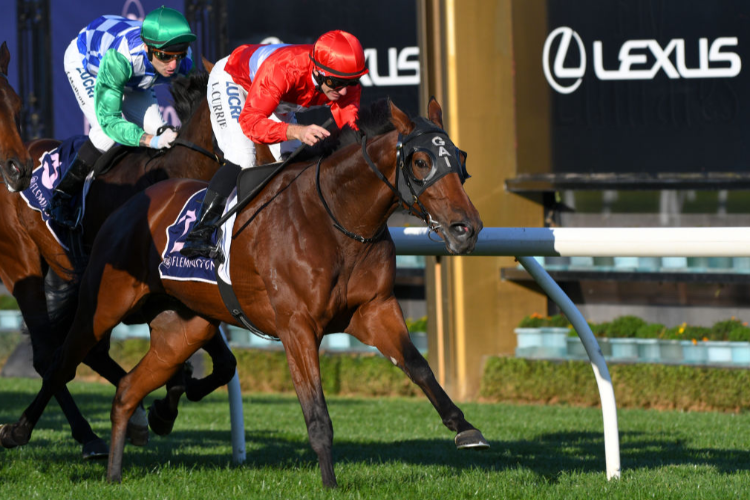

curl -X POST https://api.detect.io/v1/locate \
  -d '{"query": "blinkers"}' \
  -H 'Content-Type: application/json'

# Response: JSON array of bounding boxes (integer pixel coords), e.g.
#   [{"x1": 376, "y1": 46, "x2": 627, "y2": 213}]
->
[{"x1": 395, "y1": 116, "x2": 470, "y2": 199}]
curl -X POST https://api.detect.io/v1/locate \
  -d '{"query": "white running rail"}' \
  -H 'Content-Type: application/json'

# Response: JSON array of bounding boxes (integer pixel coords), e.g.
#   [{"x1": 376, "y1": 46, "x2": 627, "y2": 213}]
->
[{"x1": 224, "y1": 225, "x2": 750, "y2": 480}]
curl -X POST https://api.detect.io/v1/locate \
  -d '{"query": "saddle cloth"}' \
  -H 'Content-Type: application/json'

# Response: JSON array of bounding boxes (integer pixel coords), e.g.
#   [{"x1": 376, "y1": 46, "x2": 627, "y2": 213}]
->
[
  {"x1": 159, "y1": 161, "x2": 284, "y2": 285},
  {"x1": 19, "y1": 135, "x2": 134, "y2": 250},
  {"x1": 158, "y1": 188, "x2": 238, "y2": 284},
  {"x1": 19, "y1": 135, "x2": 91, "y2": 250}
]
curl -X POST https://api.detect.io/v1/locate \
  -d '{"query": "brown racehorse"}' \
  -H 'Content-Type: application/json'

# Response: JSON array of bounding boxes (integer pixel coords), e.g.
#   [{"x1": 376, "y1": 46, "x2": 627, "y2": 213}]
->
[
  {"x1": 0, "y1": 60, "x2": 237, "y2": 457},
  {"x1": 0, "y1": 97, "x2": 487, "y2": 487},
  {"x1": 0, "y1": 41, "x2": 34, "y2": 191}
]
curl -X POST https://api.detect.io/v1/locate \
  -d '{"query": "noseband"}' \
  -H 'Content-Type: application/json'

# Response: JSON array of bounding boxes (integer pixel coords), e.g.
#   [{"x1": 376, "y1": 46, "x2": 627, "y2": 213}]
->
[{"x1": 316, "y1": 119, "x2": 469, "y2": 243}]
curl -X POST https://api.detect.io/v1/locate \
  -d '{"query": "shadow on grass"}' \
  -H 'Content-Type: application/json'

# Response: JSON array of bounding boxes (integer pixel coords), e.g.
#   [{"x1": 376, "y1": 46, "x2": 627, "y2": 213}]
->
[{"x1": 3, "y1": 389, "x2": 750, "y2": 483}]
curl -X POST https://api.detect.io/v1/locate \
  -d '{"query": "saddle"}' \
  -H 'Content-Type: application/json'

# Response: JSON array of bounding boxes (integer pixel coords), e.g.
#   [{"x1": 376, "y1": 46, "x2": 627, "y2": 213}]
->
[
  {"x1": 92, "y1": 144, "x2": 137, "y2": 177},
  {"x1": 237, "y1": 161, "x2": 282, "y2": 202}
]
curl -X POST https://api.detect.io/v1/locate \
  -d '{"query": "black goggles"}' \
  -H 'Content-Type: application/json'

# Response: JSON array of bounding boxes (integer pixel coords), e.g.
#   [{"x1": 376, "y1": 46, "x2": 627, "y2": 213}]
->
[
  {"x1": 152, "y1": 49, "x2": 188, "y2": 63},
  {"x1": 321, "y1": 74, "x2": 360, "y2": 90}
]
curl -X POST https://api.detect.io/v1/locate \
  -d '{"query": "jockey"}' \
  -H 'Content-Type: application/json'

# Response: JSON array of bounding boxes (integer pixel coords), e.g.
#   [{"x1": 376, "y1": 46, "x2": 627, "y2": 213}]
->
[
  {"x1": 179, "y1": 30, "x2": 368, "y2": 259},
  {"x1": 48, "y1": 6, "x2": 196, "y2": 228}
]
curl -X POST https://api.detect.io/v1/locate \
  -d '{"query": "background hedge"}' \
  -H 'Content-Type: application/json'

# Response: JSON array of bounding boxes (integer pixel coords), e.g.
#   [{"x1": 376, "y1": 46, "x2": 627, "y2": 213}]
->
[
  {"x1": 5, "y1": 336, "x2": 750, "y2": 412},
  {"x1": 480, "y1": 356, "x2": 750, "y2": 412}
]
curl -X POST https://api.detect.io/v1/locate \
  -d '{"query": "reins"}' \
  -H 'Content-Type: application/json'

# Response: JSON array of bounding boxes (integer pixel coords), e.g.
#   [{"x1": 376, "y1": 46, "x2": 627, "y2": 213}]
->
[
  {"x1": 315, "y1": 153, "x2": 387, "y2": 243},
  {"x1": 173, "y1": 137, "x2": 224, "y2": 165}
]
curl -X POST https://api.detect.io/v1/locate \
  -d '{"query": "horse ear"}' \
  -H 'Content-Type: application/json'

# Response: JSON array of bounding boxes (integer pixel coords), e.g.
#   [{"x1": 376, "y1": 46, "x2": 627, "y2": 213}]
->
[
  {"x1": 427, "y1": 96, "x2": 444, "y2": 129},
  {"x1": 389, "y1": 100, "x2": 414, "y2": 135},
  {"x1": 202, "y1": 56, "x2": 215, "y2": 74},
  {"x1": 0, "y1": 42, "x2": 10, "y2": 76}
]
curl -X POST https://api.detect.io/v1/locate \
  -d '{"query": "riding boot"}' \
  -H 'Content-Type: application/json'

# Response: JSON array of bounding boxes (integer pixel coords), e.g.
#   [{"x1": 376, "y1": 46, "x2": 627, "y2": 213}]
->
[
  {"x1": 46, "y1": 139, "x2": 101, "y2": 229},
  {"x1": 180, "y1": 161, "x2": 242, "y2": 259},
  {"x1": 179, "y1": 191, "x2": 228, "y2": 259}
]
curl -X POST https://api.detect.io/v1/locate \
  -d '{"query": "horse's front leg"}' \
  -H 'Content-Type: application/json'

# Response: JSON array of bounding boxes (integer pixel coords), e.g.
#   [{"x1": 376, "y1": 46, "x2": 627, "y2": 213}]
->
[
  {"x1": 279, "y1": 312, "x2": 337, "y2": 488},
  {"x1": 349, "y1": 297, "x2": 489, "y2": 449}
]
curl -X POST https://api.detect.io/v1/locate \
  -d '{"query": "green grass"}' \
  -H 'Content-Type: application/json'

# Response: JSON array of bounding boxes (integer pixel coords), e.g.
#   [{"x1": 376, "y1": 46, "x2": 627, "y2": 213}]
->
[{"x1": 2, "y1": 378, "x2": 750, "y2": 498}]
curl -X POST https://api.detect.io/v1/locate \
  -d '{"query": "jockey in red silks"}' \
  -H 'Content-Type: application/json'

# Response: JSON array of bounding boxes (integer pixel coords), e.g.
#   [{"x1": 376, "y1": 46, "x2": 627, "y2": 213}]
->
[{"x1": 180, "y1": 30, "x2": 369, "y2": 259}]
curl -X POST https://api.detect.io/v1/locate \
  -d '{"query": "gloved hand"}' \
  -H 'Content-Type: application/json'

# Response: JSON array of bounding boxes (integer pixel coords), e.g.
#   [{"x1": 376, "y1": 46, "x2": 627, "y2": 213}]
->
[{"x1": 149, "y1": 128, "x2": 178, "y2": 149}]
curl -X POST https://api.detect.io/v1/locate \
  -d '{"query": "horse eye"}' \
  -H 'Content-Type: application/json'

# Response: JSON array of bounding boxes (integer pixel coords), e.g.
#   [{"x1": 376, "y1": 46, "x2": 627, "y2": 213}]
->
[{"x1": 415, "y1": 159, "x2": 428, "y2": 169}]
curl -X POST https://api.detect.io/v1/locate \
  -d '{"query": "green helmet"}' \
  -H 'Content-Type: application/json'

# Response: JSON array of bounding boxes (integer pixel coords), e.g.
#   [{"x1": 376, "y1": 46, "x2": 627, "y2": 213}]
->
[{"x1": 140, "y1": 6, "x2": 196, "y2": 49}]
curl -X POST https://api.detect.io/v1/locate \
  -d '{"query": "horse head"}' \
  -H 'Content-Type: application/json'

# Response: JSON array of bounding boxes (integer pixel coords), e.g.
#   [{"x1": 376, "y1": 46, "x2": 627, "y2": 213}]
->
[
  {"x1": 389, "y1": 98, "x2": 482, "y2": 254},
  {"x1": 0, "y1": 42, "x2": 32, "y2": 192}
]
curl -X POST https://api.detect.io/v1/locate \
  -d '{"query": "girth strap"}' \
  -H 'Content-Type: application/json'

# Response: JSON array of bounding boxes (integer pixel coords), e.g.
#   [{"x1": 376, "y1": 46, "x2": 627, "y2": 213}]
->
[{"x1": 215, "y1": 273, "x2": 279, "y2": 343}]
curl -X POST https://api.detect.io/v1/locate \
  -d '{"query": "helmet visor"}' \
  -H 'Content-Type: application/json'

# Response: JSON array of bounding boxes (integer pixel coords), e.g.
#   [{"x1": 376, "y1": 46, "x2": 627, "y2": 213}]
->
[
  {"x1": 321, "y1": 74, "x2": 361, "y2": 90},
  {"x1": 152, "y1": 48, "x2": 188, "y2": 63}
]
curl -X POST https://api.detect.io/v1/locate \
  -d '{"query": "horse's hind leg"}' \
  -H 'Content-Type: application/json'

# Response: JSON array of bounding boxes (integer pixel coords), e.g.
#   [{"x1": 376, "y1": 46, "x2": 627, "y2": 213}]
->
[
  {"x1": 0, "y1": 260, "x2": 144, "y2": 451},
  {"x1": 108, "y1": 311, "x2": 217, "y2": 483},
  {"x1": 80, "y1": 335, "x2": 149, "y2": 446},
  {"x1": 185, "y1": 333, "x2": 237, "y2": 401},
  {"x1": 148, "y1": 332, "x2": 236, "y2": 436},
  {"x1": 350, "y1": 297, "x2": 489, "y2": 449},
  {"x1": 12, "y1": 275, "x2": 108, "y2": 458},
  {"x1": 46, "y1": 266, "x2": 150, "y2": 450}
]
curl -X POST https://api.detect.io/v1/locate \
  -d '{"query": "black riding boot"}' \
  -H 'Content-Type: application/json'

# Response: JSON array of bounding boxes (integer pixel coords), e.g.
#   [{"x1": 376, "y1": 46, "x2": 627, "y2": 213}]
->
[
  {"x1": 179, "y1": 191, "x2": 228, "y2": 259},
  {"x1": 180, "y1": 161, "x2": 242, "y2": 259},
  {"x1": 46, "y1": 139, "x2": 101, "y2": 229}
]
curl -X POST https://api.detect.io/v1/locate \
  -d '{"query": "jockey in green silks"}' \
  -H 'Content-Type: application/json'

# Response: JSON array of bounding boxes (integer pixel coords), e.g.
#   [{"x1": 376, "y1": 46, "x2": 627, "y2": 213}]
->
[{"x1": 49, "y1": 6, "x2": 196, "y2": 228}]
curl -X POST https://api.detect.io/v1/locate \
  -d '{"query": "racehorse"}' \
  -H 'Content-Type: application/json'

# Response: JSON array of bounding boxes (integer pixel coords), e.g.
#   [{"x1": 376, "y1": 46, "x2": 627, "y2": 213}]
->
[
  {"x1": 0, "y1": 60, "x2": 236, "y2": 458},
  {"x1": 0, "y1": 96, "x2": 487, "y2": 487},
  {"x1": 0, "y1": 41, "x2": 34, "y2": 191}
]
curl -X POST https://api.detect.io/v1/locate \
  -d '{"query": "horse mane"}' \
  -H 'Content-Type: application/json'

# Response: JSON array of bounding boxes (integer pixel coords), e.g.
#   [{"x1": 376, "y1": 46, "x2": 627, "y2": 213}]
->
[
  {"x1": 296, "y1": 98, "x2": 398, "y2": 162},
  {"x1": 169, "y1": 71, "x2": 210, "y2": 124}
]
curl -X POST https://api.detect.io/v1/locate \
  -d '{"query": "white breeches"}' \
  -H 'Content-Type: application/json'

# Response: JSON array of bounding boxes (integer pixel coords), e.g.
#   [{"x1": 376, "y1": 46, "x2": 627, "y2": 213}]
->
[{"x1": 207, "y1": 56, "x2": 300, "y2": 169}]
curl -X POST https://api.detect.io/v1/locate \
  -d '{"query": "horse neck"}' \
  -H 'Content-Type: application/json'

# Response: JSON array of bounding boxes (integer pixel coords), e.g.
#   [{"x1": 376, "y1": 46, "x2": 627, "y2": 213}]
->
[
  {"x1": 319, "y1": 131, "x2": 400, "y2": 237},
  {"x1": 153, "y1": 101, "x2": 219, "y2": 182}
]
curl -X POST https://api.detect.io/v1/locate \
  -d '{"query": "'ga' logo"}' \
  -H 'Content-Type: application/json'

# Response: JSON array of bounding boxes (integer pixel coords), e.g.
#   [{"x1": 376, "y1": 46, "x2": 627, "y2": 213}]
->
[{"x1": 543, "y1": 26, "x2": 742, "y2": 95}]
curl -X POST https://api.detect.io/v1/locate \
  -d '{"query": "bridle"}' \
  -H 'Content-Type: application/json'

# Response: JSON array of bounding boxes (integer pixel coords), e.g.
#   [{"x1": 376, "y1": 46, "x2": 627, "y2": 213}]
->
[{"x1": 317, "y1": 118, "x2": 469, "y2": 244}]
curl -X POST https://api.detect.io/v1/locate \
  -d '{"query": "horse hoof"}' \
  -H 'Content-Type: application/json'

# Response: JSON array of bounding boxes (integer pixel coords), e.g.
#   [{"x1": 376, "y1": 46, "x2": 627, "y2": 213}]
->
[
  {"x1": 0, "y1": 423, "x2": 29, "y2": 449},
  {"x1": 82, "y1": 437, "x2": 109, "y2": 460},
  {"x1": 148, "y1": 401, "x2": 177, "y2": 436},
  {"x1": 455, "y1": 429, "x2": 490, "y2": 450},
  {"x1": 126, "y1": 423, "x2": 149, "y2": 447},
  {"x1": 127, "y1": 405, "x2": 149, "y2": 447}
]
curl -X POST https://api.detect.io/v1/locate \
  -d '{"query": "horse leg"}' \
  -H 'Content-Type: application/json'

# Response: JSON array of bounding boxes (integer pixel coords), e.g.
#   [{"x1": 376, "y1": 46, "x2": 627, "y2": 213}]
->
[
  {"x1": 108, "y1": 311, "x2": 217, "y2": 483},
  {"x1": 350, "y1": 297, "x2": 489, "y2": 449},
  {"x1": 79, "y1": 334, "x2": 149, "y2": 446},
  {"x1": 0, "y1": 262, "x2": 142, "y2": 450},
  {"x1": 184, "y1": 333, "x2": 237, "y2": 402},
  {"x1": 147, "y1": 364, "x2": 188, "y2": 436},
  {"x1": 280, "y1": 314, "x2": 337, "y2": 488},
  {"x1": 14, "y1": 276, "x2": 109, "y2": 459},
  {"x1": 46, "y1": 265, "x2": 149, "y2": 448},
  {"x1": 148, "y1": 331, "x2": 235, "y2": 436}
]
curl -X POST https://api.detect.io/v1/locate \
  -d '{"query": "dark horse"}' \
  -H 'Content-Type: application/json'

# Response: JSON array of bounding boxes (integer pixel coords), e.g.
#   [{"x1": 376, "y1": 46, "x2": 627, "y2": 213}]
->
[
  {"x1": 0, "y1": 41, "x2": 34, "y2": 191},
  {"x1": 0, "y1": 57, "x2": 236, "y2": 457},
  {"x1": 0, "y1": 97, "x2": 487, "y2": 487}
]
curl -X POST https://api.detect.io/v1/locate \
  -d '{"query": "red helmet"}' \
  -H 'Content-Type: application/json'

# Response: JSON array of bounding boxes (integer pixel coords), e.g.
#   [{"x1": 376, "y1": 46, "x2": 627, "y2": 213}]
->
[{"x1": 309, "y1": 30, "x2": 369, "y2": 79}]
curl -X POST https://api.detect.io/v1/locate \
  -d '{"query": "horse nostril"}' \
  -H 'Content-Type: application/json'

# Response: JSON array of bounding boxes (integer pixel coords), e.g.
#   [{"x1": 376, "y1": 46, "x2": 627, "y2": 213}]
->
[
  {"x1": 450, "y1": 223, "x2": 473, "y2": 240},
  {"x1": 6, "y1": 160, "x2": 20, "y2": 178}
]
